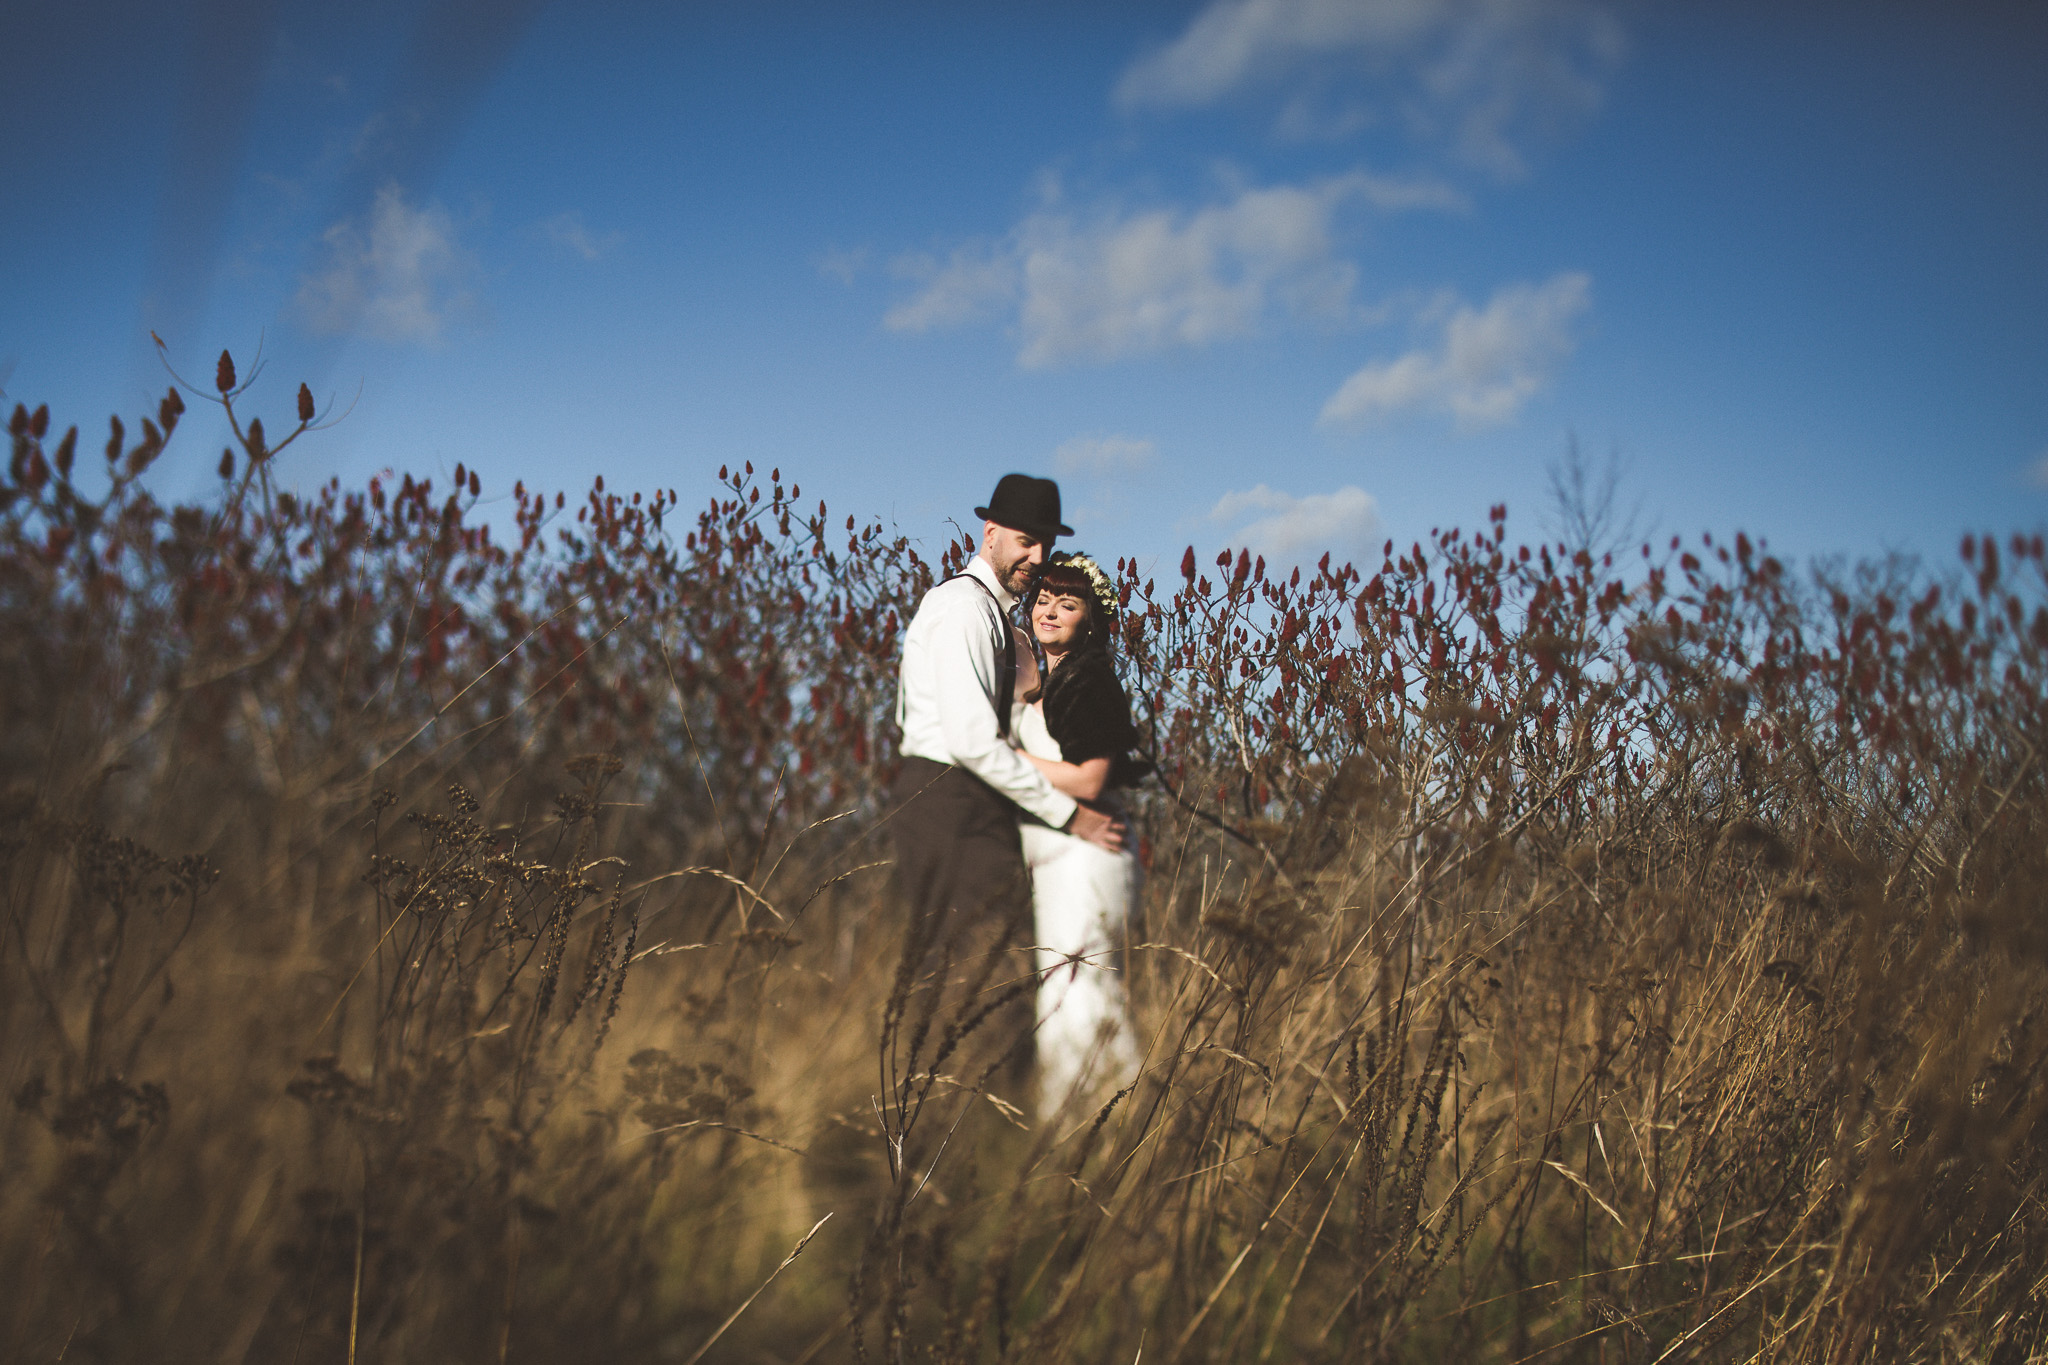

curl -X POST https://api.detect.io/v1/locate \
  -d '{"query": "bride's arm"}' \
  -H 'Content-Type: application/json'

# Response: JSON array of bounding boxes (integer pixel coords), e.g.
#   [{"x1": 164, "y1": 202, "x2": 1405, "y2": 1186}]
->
[{"x1": 1021, "y1": 751, "x2": 1111, "y2": 802}]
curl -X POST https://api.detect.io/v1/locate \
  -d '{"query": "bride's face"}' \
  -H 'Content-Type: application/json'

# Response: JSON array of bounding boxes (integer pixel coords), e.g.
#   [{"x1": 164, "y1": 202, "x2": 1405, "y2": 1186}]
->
[{"x1": 1032, "y1": 592, "x2": 1089, "y2": 656}]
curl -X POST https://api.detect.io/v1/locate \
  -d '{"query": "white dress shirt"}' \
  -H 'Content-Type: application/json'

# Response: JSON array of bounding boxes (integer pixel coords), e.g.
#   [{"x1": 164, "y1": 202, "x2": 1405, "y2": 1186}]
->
[{"x1": 898, "y1": 554, "x2": 1079, "y2": 829}]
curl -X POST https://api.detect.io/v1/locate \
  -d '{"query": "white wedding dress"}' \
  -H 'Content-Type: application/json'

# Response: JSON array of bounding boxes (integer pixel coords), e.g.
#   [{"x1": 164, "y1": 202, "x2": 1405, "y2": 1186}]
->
[{"x1": 1015, "y1": 699, "x2": 1143, "y2": 1117}]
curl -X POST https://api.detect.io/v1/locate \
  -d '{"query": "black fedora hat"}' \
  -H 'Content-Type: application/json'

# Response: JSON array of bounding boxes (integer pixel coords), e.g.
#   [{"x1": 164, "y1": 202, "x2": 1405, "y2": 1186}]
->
[{"x1": 976, "y1": 473, "x2": 1072, "y2": 541}]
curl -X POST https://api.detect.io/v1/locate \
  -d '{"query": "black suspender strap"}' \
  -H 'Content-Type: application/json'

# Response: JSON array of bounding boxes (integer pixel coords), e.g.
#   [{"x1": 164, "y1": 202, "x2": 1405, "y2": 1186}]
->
[{"x1": 946, "y1": 572, "x2": 1016, "y2": 741}]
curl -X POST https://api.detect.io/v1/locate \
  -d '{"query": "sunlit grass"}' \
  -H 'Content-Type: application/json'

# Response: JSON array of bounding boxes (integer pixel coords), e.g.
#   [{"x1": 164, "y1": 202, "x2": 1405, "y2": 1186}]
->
[{"x1": 3, "y1": 363, "x2": 2046, "y2": 1362}]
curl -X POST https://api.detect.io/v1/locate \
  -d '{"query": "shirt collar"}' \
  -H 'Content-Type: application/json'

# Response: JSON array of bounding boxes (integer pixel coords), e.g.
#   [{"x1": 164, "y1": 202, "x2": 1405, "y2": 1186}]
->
[{"x1": 966, "y1": 552, "x2": 1015, "y2": 610}]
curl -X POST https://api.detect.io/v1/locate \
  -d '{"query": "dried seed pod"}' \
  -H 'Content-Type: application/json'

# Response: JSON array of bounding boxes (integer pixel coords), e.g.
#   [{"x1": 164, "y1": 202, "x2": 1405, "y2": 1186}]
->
[
  {"x1": 126, "y1": 419, "x2": 164, "y2": 478},
  {"x1": 216, "y1": 349, "x2": 236, "y2": 393}
]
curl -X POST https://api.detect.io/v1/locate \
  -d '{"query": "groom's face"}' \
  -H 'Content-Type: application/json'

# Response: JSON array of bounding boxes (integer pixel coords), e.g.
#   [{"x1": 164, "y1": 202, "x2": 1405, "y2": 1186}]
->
[{"x1": 981, "y1": 521, "x2": 1048, "y2": 596}]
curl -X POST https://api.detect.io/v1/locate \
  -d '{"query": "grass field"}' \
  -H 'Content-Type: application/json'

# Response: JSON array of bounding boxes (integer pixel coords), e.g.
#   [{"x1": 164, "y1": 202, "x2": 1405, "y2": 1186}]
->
[{"x1": 4, "y1": 364, "x2": 2046, "y2": 1362}]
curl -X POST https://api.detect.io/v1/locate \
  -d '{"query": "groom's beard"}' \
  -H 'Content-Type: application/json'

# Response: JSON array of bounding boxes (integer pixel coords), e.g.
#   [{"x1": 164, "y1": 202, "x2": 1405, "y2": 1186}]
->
[{"x1": 995, "y1": 555, "x2": 1038, "y2": 597}]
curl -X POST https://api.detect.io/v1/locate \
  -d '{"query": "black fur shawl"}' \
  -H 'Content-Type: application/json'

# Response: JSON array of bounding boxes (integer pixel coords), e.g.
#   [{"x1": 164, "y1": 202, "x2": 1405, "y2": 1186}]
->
[{"x1": 1040, "y1": 647, "x2": 1151, "y2": 786}]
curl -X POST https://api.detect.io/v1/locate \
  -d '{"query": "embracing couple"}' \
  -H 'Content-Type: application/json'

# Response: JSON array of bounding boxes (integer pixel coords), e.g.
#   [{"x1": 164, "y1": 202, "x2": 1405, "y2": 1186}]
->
[{"x1": 892, "y1": 474, "x2": 1146, "y2": 1120}]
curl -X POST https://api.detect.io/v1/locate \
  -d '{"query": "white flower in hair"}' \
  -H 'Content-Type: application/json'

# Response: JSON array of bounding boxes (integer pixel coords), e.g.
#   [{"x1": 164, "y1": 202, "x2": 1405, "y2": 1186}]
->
[{"x1": 1059, "y1": 552, "x2": 1119, "y2": 623}]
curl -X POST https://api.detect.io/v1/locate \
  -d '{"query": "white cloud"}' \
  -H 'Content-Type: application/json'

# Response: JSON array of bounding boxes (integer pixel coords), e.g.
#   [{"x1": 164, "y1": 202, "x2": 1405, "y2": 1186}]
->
[
  {"x1": 886, "y1": 171, "x2": 1460, "y2": 368},
  {"x1": 1118, "y1": 0, "x2": 1625, "y2": 176},
  {"x1": 1024, "y1": 185, "x2": 1358, "y2": 363},
  {"x1": 542, "y1": 210, "x2": 622, "y2": 261},
  {"x1": 1320, "y1": 271, "x2": 1590, "y2": 430},
  {"x1": 1210, "y1": 483, "x2": 1381, "y2": 563},
  {"x1": 1120, "y1": 0, "x2": 1444, "y2": 106},
  {"x1": 296, "y1": 185, "x2": 479, "y2": 343},
  {"x1": 886, "y1": 244, "x2": 1018, "y2": 332},
  {"x1": 1274, "y1": 92, "x2": 1376, "y2": 142},
  {"x1": 816, "y1": 243, "x2": 871, "y2": 285},
  {"x1": 1055, "y1": 434, "x2": 1158, "y2": 477}
]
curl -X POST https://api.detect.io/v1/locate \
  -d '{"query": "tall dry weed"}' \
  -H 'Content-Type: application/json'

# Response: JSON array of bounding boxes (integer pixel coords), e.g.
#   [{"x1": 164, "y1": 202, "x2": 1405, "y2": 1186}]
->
[{"x1": 2, "y1": 362, "x2": 2045, "y2": 1362}]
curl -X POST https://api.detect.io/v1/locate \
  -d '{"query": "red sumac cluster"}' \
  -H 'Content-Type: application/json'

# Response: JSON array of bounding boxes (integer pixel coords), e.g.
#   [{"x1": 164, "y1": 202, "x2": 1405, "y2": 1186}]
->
[{"x1": 6, "y1": 376, "x2": 2044, "y2": 896}]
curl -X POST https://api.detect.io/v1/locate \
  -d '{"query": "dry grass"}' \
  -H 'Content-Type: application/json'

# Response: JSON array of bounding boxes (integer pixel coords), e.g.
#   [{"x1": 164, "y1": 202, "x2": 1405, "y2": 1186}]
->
[{"x1": 3, "y1": 366, "x2": 2046, "y2": 1362}]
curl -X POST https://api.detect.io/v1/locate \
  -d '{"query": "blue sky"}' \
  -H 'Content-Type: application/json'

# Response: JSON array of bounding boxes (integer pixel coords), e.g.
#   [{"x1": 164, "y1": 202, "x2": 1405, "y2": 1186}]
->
[{"x1": 5, "y1": 0, "x2": 2046, "y2": 579}]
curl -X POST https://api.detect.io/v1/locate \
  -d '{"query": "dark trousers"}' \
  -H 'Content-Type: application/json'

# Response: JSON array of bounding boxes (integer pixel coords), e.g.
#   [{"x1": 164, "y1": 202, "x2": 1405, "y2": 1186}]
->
[{"x1": 888, "y1": 757, "x2": 1036, "y2": 1089}]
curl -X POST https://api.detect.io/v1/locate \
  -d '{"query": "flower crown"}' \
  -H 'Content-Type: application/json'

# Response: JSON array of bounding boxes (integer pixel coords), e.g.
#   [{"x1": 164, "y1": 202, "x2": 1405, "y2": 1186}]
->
[{"x1": 1050, "y1": 551, "x2": 1119, "y2": 625}]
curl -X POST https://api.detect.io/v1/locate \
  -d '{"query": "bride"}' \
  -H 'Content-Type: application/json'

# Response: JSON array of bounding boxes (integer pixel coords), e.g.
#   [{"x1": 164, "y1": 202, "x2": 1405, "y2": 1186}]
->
[{"x1": 1010, "y1": 552, "x2": 1147, "y2": 1117}]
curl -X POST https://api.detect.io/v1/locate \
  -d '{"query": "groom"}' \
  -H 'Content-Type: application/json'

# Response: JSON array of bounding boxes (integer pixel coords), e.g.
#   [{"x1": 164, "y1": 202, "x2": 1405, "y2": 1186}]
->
[{"x1": 892, "y1": 474, "x2": 1125, "y2": 1073}]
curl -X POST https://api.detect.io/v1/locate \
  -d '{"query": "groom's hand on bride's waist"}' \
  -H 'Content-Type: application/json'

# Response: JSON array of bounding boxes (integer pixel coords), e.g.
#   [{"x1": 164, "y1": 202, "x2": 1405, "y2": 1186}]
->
[{"x1": 1067, "y1": 804, "x2": 1127, "y2": 852}]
